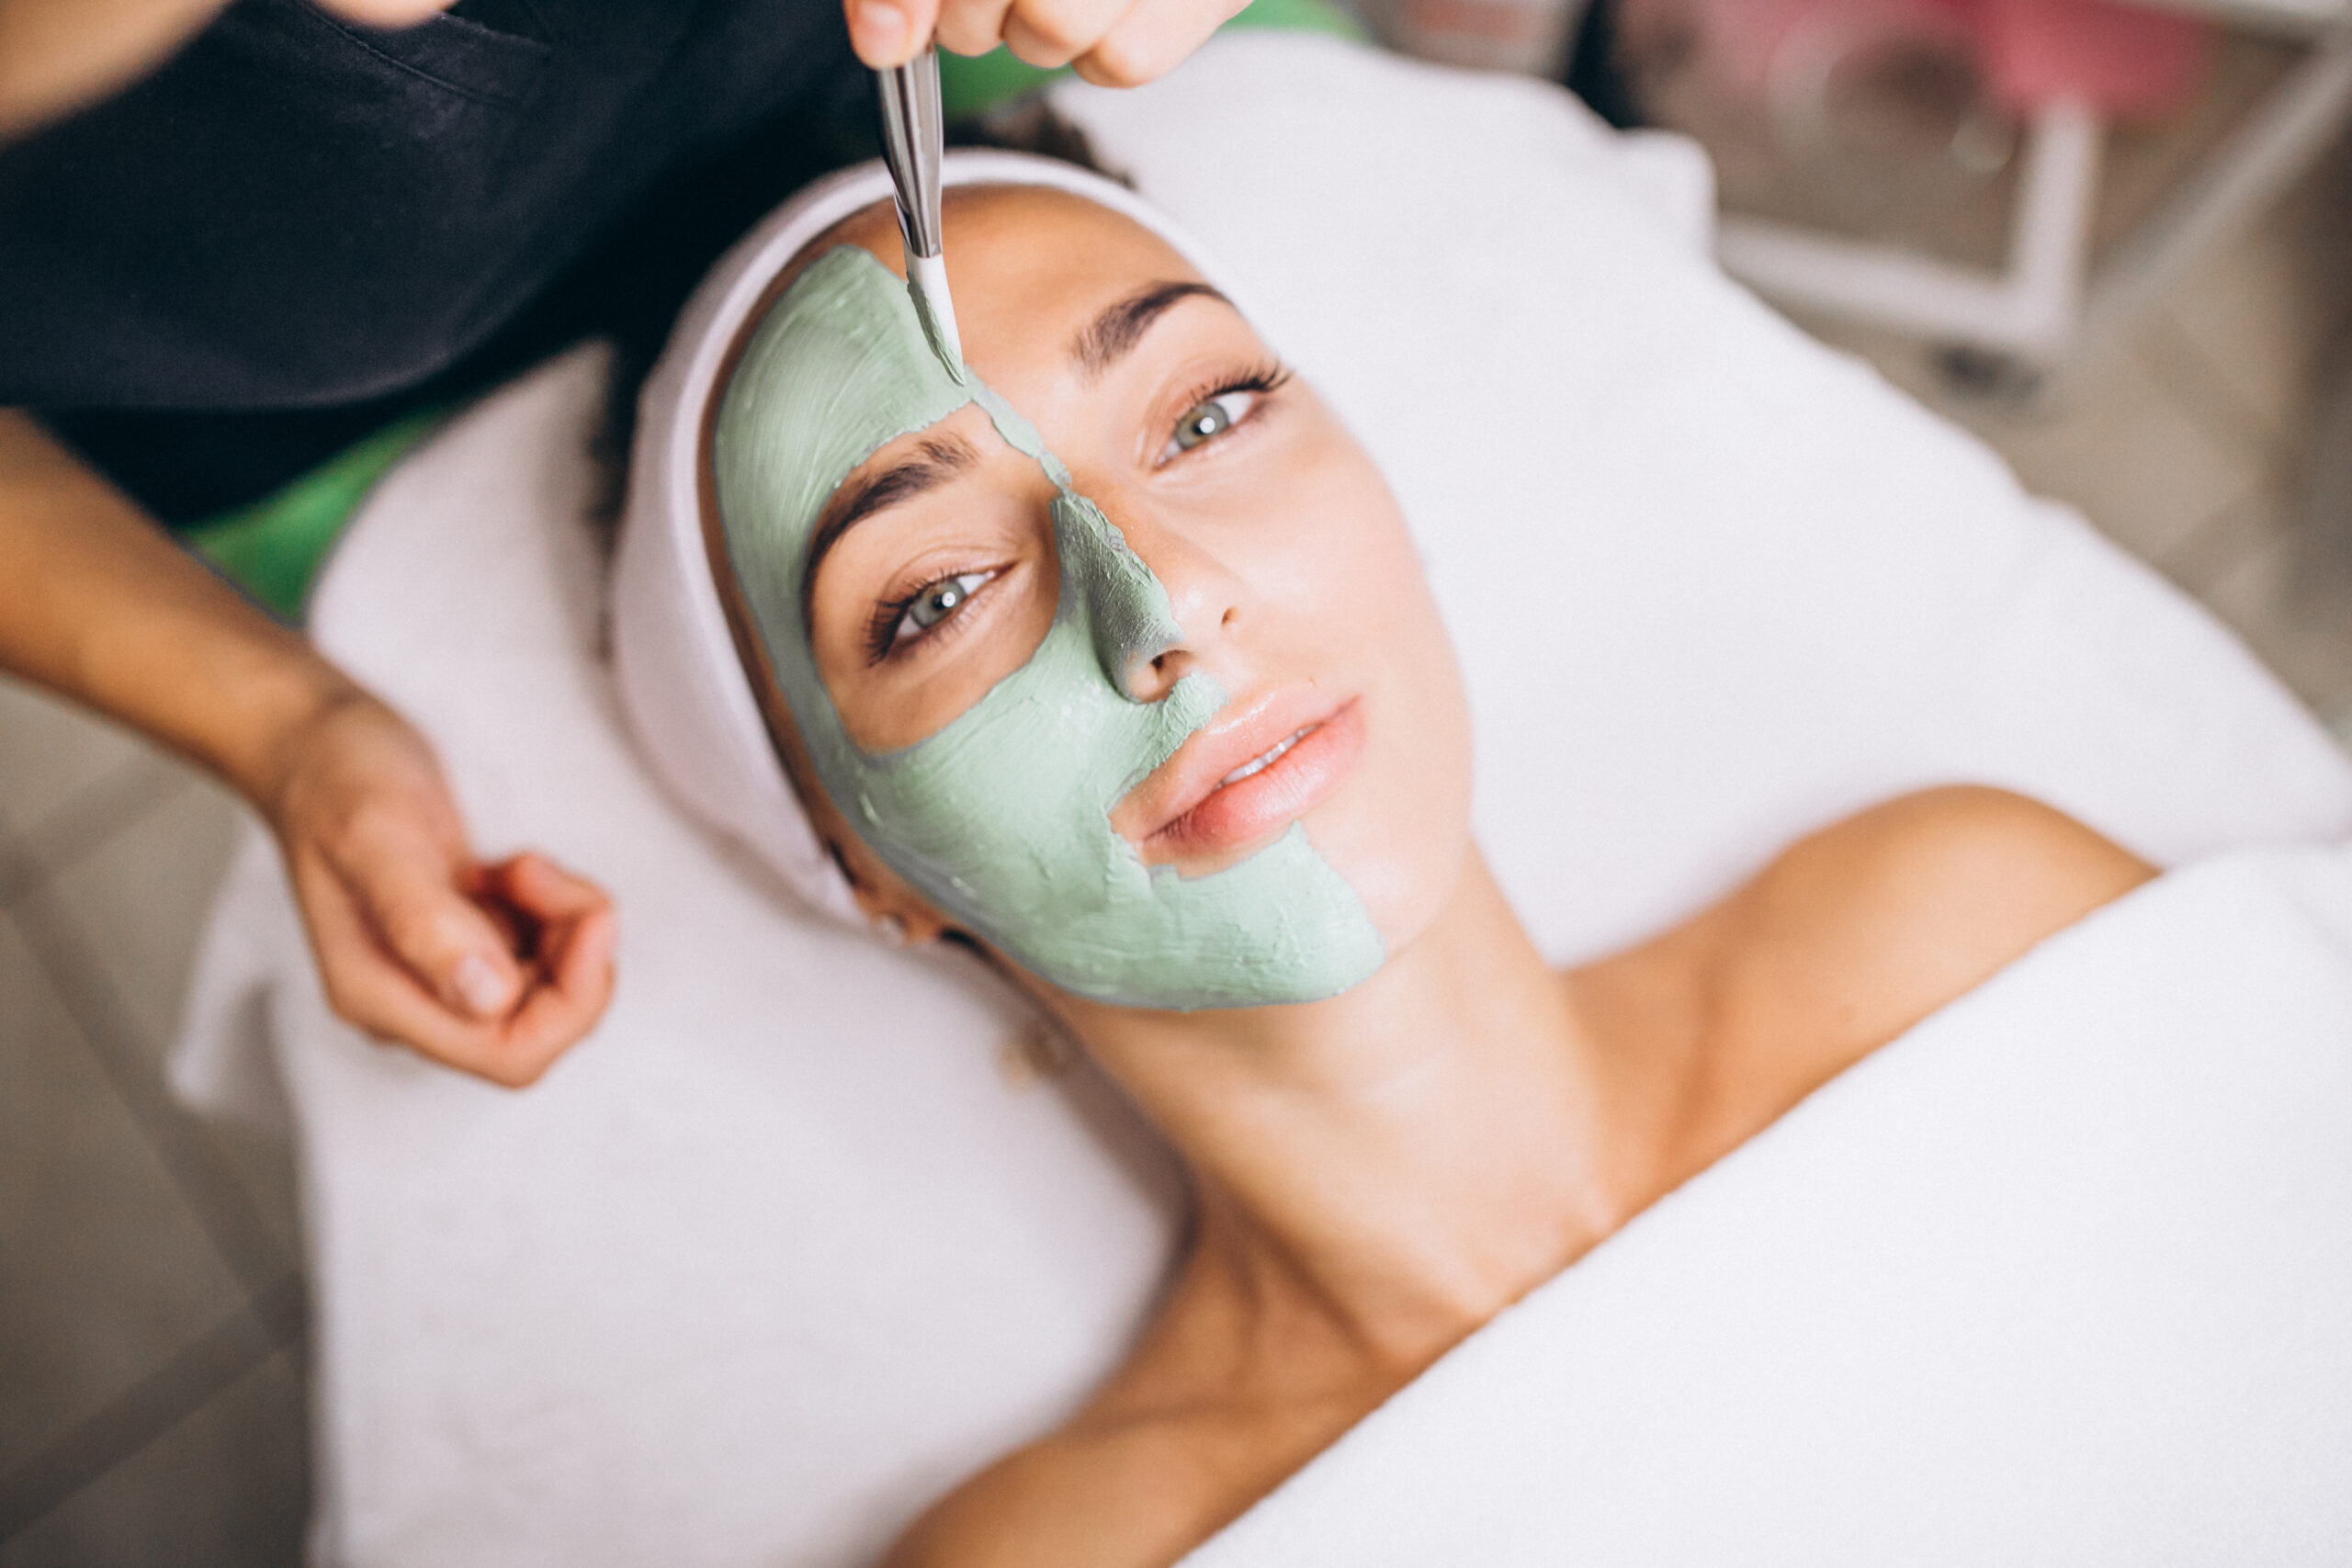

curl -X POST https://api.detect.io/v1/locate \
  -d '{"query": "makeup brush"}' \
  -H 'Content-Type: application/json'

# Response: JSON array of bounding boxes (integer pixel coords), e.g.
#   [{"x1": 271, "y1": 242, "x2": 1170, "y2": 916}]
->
[{"x1": 876, "y1": 46, "x2": 965, "y2": 371}]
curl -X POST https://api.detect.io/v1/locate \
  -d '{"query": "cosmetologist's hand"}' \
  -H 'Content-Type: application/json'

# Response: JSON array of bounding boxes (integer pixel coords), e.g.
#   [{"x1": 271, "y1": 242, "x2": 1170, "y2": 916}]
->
[
  {"x1": 846, "y1": 0, "x2": 1247, "y2": 87},
  {"x1": 2, "y1": 409, "x2": 611, "y2": 1089},
  {"x1": 265, "y1": 689, "x2": 616, "y2": 1087}
]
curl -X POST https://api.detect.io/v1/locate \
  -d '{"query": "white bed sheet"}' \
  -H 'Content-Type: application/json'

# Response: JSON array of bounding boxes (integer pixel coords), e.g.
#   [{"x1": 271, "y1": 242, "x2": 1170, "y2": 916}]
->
[{"x1": 173, "y1": 32, "x2": 2352, "y2": 1568}]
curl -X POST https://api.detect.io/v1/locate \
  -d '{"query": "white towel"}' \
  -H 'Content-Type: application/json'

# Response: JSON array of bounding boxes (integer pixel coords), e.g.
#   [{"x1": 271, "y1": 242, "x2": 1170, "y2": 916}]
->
[{"x1": 1185, "y1": 844, "x2": 2352, "y2": 1566}]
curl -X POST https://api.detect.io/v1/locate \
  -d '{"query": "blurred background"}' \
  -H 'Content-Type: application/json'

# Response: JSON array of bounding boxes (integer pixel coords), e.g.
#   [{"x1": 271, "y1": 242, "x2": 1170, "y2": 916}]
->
[{"x1": 3, "y1": 0, "x2": 2347, "y2": 1559}]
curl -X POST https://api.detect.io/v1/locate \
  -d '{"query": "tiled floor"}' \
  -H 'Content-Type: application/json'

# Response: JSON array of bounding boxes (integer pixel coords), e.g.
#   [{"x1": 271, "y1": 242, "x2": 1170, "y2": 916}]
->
[
  {"x1": 0, "y1": 684, "x2": 305, "y2": 1565},
  {"x1": 3, "y1": 41, "x2": 2350, "y2": 1568}
]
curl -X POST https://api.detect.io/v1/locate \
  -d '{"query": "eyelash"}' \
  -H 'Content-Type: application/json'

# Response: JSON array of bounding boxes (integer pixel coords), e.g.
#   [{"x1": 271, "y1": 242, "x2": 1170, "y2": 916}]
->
[
  {"x1": 1159, "y1": 361, "x2": 1292, "y2": 464},
  {"x1": 862, "y1": 360, "x2": 1293, "y2": 665},
  {"x1": 865, "y1": 594, "x2": 910, "y2": 665}
]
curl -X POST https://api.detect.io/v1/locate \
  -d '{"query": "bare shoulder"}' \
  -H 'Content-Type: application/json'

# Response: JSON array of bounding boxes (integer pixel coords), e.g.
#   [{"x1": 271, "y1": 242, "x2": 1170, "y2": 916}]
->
[
  {"x1": 880, "y1": 1413, "x2": 1221, "y2": 1568},
  {"x1": 1714, "y1": 786, "x2": 2155, "y2": 1071},
  {"x1": 882, "y1": 1246, "x2": 1366, "y2": 1568},
  {"x1": 1770, "y1": 784, "x2": 2154, "y2": 935}
]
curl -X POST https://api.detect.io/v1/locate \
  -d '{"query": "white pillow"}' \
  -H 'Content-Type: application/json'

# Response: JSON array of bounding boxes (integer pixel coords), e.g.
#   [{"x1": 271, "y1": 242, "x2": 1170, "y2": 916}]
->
[{"x1": 174, "y1": 32, "x2": 2352, "y2": 1568}]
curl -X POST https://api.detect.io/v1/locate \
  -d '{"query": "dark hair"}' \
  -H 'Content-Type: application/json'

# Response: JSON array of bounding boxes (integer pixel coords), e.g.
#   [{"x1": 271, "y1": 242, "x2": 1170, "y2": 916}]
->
[{"x1": 953, "y1": 98, "x2": 1128, "y2": 186}]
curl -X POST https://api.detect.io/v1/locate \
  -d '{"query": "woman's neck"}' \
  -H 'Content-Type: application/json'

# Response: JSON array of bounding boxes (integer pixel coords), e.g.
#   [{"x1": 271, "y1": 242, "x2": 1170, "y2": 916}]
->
[{"x1": 1050, "y1": 849, "x2": 1654, "y2": 1365}]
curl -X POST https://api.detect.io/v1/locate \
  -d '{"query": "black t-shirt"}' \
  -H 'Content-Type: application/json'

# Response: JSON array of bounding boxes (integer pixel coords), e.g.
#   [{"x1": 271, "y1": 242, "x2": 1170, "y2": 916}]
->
[{"x1": 0, "y1": 0, "x2": 869, "y2": 519}]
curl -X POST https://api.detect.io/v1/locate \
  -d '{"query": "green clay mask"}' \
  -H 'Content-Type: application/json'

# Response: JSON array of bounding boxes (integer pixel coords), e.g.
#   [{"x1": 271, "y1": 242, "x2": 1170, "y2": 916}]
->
[{"x1": 711, "y1": 243, "x2": 1385, "y2": 1010}]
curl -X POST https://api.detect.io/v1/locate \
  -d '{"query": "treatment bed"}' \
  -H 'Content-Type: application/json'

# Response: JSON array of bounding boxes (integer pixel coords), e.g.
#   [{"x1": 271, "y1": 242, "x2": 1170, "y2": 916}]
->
[{"x1": 172, "y1": 32, "x2": 2352, "y2": 1567}]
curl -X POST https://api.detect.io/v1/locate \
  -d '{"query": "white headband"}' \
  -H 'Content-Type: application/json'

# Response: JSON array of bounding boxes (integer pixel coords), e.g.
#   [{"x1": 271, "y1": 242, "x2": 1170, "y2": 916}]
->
[{"x1": 609, "y1": 151, "x2": 1239, "y2": 926}]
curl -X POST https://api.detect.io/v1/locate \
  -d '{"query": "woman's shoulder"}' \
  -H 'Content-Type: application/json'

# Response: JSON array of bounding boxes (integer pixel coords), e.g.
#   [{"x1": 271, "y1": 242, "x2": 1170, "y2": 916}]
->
[
  {"x1": 1707, "y1": 785, "x2": 2155, "y2": 1077},
  {"x1": 882, "y1": 1289, "x2": 1374, "y2": 1568},
  {"x1": 879, "y1": 1409, "x2": 1237, "y2": 1568},
  {"x1": 881, "y1": 1231, "x2": 1395, "y2": 1568}
]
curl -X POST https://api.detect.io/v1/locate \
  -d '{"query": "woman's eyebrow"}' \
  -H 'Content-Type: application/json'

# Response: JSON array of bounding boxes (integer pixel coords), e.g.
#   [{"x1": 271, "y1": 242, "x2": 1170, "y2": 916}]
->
[
  {"x1": 1071, "y1": 281, "x2": 1231, "y2": 379},
  {"x1": 803, "y1": 434, "x2": 979, "y2": 607}
]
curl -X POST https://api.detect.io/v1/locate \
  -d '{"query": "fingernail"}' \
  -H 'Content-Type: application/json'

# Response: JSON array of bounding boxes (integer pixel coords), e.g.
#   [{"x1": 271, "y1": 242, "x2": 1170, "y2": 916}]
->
[
  {"x1": 452, "y1": 953, "x2": 511, "y2": 1017},
  {"x1": 854, "y1": 0, "x2": 906, "y2": 60}
]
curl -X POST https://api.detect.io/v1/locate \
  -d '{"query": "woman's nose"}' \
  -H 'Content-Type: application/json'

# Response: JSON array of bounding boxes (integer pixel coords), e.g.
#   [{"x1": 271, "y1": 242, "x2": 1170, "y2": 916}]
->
[
  {"x1": 1051, "y1": 487, "x2": 1241, "y2": 704},
  {"x1": 1126, "y1": 641, "x2": 1201, "y2": 704},
  {"x1": 1104, "y1": 539, "x2": 1241, "y2": 705}
]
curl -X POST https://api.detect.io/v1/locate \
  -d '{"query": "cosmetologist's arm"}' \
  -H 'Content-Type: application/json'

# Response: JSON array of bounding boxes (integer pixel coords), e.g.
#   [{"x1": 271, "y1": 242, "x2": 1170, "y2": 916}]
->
[{"x1": 0, "y1": 410, "x2": 613, "y2": 1087}]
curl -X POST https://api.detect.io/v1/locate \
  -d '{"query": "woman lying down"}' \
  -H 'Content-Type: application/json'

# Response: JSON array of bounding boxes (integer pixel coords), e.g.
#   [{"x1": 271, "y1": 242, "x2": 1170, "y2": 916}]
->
[{"x1": 670, "y1": 150, "x2": 2151, "y2": 1566}]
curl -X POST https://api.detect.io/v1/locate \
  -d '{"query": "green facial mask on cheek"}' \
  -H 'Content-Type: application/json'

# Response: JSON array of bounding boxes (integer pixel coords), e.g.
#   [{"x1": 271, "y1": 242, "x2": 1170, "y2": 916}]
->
[{"x1": 712, "y1": 244, "x2": 1384, "y2": 1010}]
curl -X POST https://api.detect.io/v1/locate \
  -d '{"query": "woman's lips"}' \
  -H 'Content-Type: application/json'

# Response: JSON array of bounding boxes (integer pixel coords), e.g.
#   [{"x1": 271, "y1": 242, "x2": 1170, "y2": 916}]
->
[{"x1": 1121, "y1": 696, "x2": 1365, "y2": 863}]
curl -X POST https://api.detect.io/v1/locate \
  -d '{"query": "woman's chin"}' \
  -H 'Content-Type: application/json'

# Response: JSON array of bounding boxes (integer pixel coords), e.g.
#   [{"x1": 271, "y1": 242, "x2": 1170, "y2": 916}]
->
[
  {"x1": 1150, "y1": 829, "x2": 1474, "y2": 986},
  {"x1": 1307, "y1": 770, "x2": 1476, "y2": 961}
]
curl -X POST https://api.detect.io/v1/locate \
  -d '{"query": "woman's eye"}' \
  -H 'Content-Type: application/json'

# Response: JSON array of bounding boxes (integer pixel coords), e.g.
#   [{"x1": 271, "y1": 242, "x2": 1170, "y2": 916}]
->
[
  {"x1": 1163, "y1": 390, "x2": 1258, "y2": 460},
  {"x1": 893, "y1": 570, "x2": 993, "y2": 646}
]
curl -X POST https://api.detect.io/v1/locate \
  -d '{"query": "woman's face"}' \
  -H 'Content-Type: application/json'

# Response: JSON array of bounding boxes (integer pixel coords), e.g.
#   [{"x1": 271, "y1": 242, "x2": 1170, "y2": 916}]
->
[{"x1": 718, "y1": 184, "x2": 1472, "y2": 1008}]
